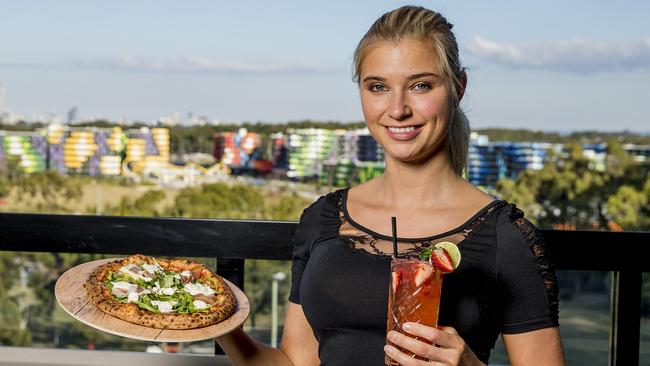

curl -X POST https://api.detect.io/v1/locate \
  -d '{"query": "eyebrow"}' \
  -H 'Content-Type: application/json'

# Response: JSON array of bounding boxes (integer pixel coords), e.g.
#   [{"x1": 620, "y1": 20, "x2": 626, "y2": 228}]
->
[{"x1": 362, "y1": 72, "x2": 440, "y2": 83}]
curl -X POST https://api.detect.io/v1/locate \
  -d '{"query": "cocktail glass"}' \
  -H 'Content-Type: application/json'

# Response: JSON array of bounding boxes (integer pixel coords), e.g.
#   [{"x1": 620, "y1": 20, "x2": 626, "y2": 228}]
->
[{"x1": 385, "y1": 257, "x2": 443, "y2": 365}]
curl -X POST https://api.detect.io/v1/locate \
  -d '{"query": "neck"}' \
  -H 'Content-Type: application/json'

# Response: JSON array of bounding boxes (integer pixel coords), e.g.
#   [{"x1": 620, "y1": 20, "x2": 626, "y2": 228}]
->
[{"x1": 376, "y1": 152, "x2": 460, "y2": 209}]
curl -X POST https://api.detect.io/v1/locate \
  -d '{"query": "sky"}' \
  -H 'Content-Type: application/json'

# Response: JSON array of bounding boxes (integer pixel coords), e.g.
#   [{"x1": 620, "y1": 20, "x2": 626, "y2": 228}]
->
[{"x1": 1, "y1": 0, "x2": 649, "y2": 132}]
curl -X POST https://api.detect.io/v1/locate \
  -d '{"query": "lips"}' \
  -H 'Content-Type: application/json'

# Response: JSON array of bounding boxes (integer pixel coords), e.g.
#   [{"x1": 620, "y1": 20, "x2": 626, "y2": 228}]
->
[{"x1": 384, "y1": 125, "x2": 424, "y2": 141}]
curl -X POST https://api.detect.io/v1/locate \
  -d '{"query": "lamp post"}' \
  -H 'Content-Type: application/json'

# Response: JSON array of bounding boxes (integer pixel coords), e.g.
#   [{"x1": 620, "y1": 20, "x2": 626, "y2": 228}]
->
[{"x1": 271, "y1": 271, "x2": 287, "y2": 348}]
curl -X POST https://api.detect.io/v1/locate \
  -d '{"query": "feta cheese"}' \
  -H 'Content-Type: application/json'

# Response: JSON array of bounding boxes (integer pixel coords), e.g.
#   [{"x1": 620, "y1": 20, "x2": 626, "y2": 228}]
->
[
  {"x1": 161, "y1": 287, "x2": 176, "y2": 296},
  {"x1": 183, "y1": 282, "x2": 215, "y2": 296},
  {"x1": 193, "y1": 300, "x2": 210, "y2": 310},
  {"x1": 142, "y1": 263, "x2": 163, "y2": 274},
  {"x1": 127, "y1": 291, "x2": 139, "y2": 303},
  {"x1": 150, "y1": 300, "x2": 177, "y2": 313}
]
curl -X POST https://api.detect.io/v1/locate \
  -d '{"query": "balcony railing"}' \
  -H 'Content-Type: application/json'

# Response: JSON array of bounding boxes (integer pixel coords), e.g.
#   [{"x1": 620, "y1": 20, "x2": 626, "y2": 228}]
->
[{"x1": 0, "y1": 212, "x2": 648, "y2": 366}]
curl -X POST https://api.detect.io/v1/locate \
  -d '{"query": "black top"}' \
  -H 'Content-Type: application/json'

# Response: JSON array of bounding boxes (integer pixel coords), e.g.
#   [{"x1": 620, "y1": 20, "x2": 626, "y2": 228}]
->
[{"x1": 289, "y1": 188, "x2": 559, "y2": 365}]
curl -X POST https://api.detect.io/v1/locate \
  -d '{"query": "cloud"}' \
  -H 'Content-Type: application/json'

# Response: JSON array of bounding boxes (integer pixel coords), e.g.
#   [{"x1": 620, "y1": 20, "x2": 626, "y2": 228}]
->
[
  {"x1": 76, "y1": 57, "x2": 332, "y2": 75},
  {"x1": 0, "y1": 61, "x2": 64, "y2": 70},
  {"x1": 0, "y1": 57, "x2": 331, "y2": 75},
  {"x1": 467, "y1": 37, "x2": 650, "y2": 73}
]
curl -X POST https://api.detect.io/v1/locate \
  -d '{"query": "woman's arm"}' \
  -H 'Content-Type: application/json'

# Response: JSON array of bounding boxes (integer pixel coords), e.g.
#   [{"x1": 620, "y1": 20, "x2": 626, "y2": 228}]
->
[
  {"x1": 216, "y1": 302, "x2": 319, "y2": 366},
  {"x1": 503, "y1": 327, "x2": 565, "y2": 366}
]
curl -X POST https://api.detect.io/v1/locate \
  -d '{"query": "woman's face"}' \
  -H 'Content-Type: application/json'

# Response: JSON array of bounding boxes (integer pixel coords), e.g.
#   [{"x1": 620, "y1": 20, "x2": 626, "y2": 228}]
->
[{"x1": 359, "y1": 38, "x2": 455, "y2": 164}]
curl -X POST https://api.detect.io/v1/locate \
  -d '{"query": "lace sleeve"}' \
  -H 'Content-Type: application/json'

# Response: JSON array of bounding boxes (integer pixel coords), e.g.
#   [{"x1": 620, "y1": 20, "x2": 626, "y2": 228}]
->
[
  {"x1": 288, "y1": 197, "x2": 324, "y2": 304},
  {"x1": 288, "y1": 191, "x2": 342, "y2": 304},
  {"x1": 496, "y1": 204, "x2": 560, "y2": 333}
]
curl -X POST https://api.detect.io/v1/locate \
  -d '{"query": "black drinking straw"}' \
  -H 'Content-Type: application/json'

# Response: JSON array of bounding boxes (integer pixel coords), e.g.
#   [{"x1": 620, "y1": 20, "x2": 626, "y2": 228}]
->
[{"x1": 391, "y1": 216, "x2": 398, "y2": 257}]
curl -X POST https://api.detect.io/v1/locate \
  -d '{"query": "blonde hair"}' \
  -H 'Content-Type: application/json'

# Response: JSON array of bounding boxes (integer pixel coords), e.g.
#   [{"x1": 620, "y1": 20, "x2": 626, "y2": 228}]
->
[{"x1": 353, "y1": 5, "x2": 470, "y2": 176}]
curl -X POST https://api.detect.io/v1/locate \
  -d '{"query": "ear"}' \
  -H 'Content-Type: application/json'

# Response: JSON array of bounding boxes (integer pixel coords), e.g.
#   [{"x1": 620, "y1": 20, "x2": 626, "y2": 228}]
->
[{"x1": 456, "y1": 70, "x2": 467, "y2": 105}]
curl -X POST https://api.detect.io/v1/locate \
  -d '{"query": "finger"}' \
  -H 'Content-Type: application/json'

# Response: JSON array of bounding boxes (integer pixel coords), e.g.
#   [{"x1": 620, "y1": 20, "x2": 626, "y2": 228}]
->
[
  {"x1": 440, "y1": 326, "x2": 458, "y2": 336},
  {"x1": 402, "y1": 323, "x2": 462, "y2": 349},
  {"x1": 437, "y1": 326, "x2": 465, "y2": 349},
  {"x1": 387, "y1": 330, "x2": 443, "y2": 362},
  {"x1": 384, "y1": 344, "x2": 445, "y2": 366},
  {"x1": 401, "y1": 322, "x2": 441, "y2": 343}
]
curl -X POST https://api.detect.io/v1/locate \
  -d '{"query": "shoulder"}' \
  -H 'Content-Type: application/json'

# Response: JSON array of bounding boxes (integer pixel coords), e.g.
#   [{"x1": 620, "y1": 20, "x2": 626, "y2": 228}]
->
[
  {"x1": 493, "y1": 201, "x2": 556, "y2": 298},
  {"x1": 292, "y1": 189, "x2": 345, "y2": 249},
  {"x1": 298, "y1": 188, "x2": 345, "y2": 224},
  {"x1": 493, "y1": 202, "x2": 544, "y2": 246}
]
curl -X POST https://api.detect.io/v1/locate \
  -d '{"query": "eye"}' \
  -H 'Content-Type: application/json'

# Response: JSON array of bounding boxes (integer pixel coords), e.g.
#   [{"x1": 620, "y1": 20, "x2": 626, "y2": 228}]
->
[
  {"x1": 368, "y1": 83, "x2": 388, "y2": 93},
  {"x1": 411, "y1": 82, "x2": 431, "y2": 91}
]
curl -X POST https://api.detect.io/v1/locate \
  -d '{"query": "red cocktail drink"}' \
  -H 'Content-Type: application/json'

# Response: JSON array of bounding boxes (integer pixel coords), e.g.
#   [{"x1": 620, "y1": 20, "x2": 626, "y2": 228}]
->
[{"x1": 385, "y1": 257, "x2": 442, "y2": 365}]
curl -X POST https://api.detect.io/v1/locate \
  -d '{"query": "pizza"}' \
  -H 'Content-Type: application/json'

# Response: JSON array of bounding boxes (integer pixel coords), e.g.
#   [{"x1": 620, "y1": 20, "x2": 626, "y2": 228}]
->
[{"x1": 84, "y1": 254, "x2": 237, "y2": 329}]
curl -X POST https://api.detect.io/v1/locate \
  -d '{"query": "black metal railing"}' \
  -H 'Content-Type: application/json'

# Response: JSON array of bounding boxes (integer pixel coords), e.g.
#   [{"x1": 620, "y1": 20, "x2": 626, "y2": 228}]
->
[{"x1": 0, "y1": 213, "x2": 648, "y2": 366}]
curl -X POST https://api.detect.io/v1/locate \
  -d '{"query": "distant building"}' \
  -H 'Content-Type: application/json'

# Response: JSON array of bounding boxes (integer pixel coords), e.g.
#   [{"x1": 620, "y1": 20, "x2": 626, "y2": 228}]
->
[
  {"x1": 624, "y1": 144, "x2": 650, "y2": 163},
  {"x1": 67, "y1": 106, "x2": 78, "y2": 124},
  {"x1": 286, "y1": 128, "x2": 340, "y2": 180},
  {"x1": 0, "y1": 130, "x2": 48, "y2": 173},
  {"x1": 3, "y1": 121, "x2": 648, "y2": 189},
  {"x1": 468, "y1": 132, "x2": 563, "y2": 187},
  {"x1": 213, "y1": 129, "x2": 263, "y2": 173},
  {"x1": 0, "y1": 124, "x2": 170, "y2": 176}
]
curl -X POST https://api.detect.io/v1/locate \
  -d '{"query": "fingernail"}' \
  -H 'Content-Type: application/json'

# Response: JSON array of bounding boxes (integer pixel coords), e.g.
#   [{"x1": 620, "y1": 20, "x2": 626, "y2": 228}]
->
[
  {"x1": 384, "y1": 345, "x2": 395, "y2": 355},
  {"x1": 402, "y1": 323, "x2": 412, "y2": 331},
  {"x1": 387, "y1": 331, "x2": 397, "y2": 341}
]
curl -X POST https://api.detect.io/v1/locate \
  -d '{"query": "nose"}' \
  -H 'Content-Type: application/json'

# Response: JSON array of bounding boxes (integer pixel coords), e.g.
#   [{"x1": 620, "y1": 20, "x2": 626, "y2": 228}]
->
[{"x1": 388, "y1": 91, "x2": 411, "y2": 121}]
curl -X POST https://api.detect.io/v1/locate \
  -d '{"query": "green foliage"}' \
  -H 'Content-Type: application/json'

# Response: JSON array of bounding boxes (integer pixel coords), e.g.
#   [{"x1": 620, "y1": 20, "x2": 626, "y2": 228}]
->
[
  {"x1": 494, "y1": 142, "x2": 650, "y2": 230},
  {"x1": 244, "y1": 260, "x2": 291, "y2": 328},
  {"x1": 104, "y1": 190, "x2": 166, "y2": 216},
  {"x1": 0, "y1": 179, "x2": 9, "y2": 199},
  {"x1": 495, "y1": 178, "x2": 542, "y2": 224},
  {"x1": 606, "y1": 186, "x2": 649, "y2": 229},
  {"x1": 0, "y1": 328, "x2": 31, "y2": 346},
  {"x1": 5, "y1": 171, "x2": 83, "y2": 212},
  {"x1": 0, "y1": 253, "x2": 33, "y2": 345},
  {"x1": 169, "y1": 183, "x2": 266, "y2": 219},
  {"x1": 476, "y1": 128, "x2": 650, "y2": 145},
  {"x1": 165, "y1": 183, "x2": 310, "y2": 220},
  {"x1": 169, "y1": 120, "x2": 366, "y2": 155},
  {"x1": 0, "y1": 122, "x2": 47, "y2": 131},
  {"x1": 265, "y1": 193, "x2": 313, "y2": 221}
]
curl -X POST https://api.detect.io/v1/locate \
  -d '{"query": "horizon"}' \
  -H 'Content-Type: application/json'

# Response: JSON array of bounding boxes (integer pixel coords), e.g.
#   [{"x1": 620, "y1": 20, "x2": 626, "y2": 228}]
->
[
  {"x1": 1, "y1": 1, "x2": 649, "y2": 132},
  {"x1": 1, "y1": 119, "x2": 649, "y2": 138}
]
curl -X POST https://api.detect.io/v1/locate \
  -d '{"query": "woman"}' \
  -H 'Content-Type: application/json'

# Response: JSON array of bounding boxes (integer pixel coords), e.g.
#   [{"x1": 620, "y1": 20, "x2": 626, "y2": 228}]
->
[{"x1": 218, "y1": 6, "x2": 565, "y2": 365}]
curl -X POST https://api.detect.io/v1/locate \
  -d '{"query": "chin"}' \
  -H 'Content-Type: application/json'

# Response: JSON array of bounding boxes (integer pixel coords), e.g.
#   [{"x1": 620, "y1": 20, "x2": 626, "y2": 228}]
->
[
  {"x1": 387, "y1": 145, "x2": 440, "y2": 165},
  {"x1": 387, "y1": 150, "x2": 424, "y2": 164}
]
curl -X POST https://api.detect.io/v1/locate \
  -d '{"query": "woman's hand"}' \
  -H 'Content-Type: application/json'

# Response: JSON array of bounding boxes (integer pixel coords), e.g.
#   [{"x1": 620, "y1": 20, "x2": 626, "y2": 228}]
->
[{"x1": 384, "y1": 323, "x2": 484, "y2": 366}]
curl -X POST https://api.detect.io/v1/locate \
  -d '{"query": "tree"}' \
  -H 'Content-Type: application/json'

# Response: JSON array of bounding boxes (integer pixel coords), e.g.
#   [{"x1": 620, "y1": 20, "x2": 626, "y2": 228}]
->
[
  {"x1": 13, "y1": 172, "x2": 82, "y2": 213},
  {"x1": 606, "y1": 186, "x2": 647, "y2": 229},
  {"x1": 0, "y1": 253, "x2": 32, "y2": 345},
  {"x1": 104, "y1": 190, "x2": 166, "y2": 216},
  {"x1": 494, "y1": 141, "x2": 650, "y2": 230}
]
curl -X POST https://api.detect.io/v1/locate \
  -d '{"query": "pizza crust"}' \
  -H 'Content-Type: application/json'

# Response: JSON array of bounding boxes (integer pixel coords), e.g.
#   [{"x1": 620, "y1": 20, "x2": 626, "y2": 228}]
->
[{"x1": 84, "y1": 254, "x2": 237, "y2": 329}]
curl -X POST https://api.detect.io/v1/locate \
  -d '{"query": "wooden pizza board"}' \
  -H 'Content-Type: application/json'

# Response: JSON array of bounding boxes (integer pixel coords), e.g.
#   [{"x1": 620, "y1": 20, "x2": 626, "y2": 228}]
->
[{"x1": 55, "y1": 258, "x2": 250, "y2": 342}]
